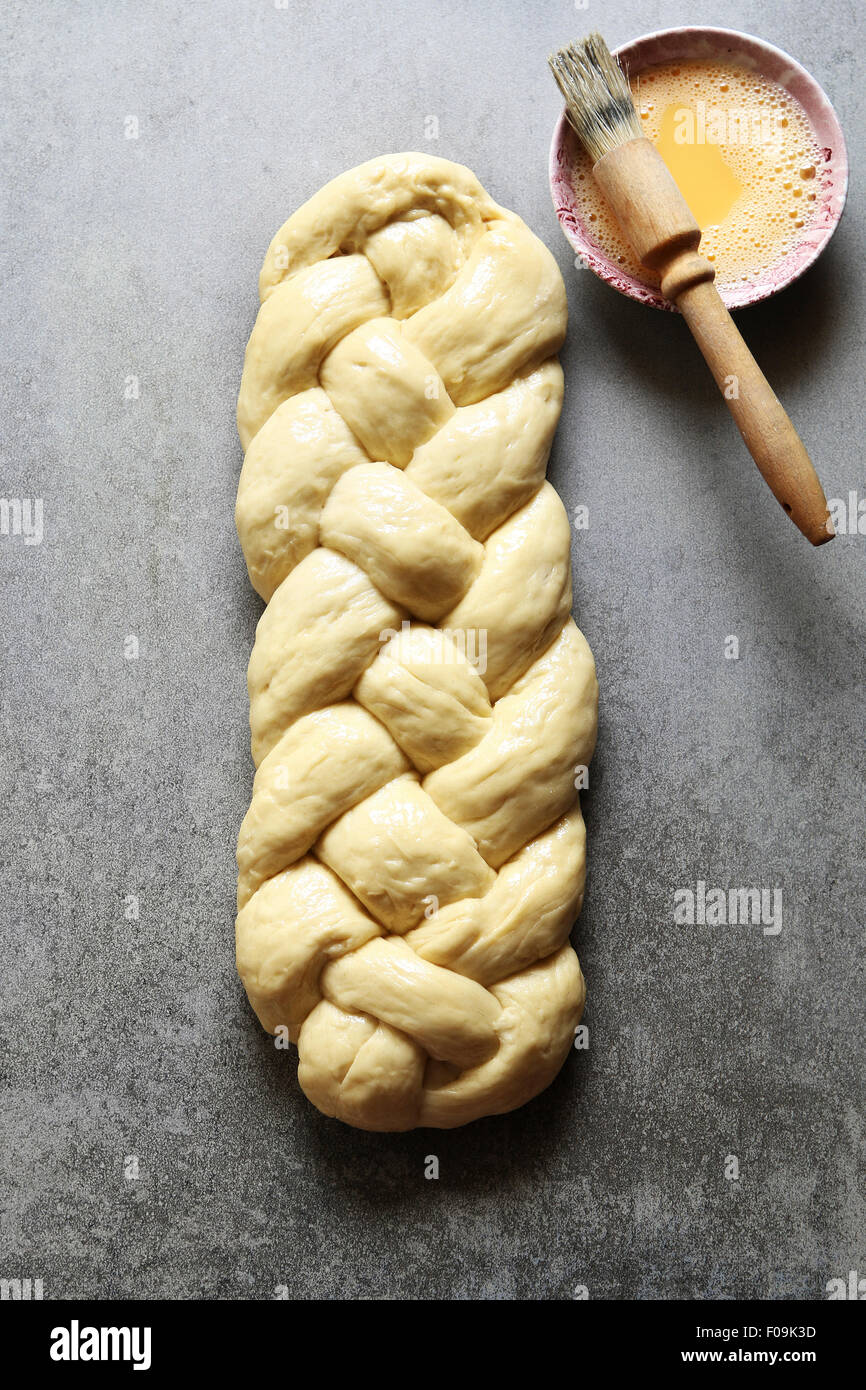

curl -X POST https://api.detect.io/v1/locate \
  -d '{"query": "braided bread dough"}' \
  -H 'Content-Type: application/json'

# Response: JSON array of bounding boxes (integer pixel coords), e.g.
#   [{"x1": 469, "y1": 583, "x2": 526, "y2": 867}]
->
[{"x1": 235, "y1": 154, "x2": 598, "y2": 1131}]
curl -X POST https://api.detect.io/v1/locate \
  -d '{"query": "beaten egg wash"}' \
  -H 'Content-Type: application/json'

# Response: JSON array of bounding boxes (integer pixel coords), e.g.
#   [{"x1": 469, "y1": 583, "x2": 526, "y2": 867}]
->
[{"x1": 570, "y1": 58, "x2": 822, "y2": 291}]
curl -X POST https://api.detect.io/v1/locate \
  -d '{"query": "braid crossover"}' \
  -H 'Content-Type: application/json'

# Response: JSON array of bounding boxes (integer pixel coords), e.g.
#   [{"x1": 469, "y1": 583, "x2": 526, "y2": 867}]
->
[{"x1": 234, "y1": 154, "x2": 598, "y2": 1131}]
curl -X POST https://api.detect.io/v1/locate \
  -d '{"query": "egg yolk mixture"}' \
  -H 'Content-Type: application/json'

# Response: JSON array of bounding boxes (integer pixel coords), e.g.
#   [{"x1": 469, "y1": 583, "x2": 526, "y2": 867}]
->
[{"x1": 569, "y1": 58, "x2": 822, "y2": 291}]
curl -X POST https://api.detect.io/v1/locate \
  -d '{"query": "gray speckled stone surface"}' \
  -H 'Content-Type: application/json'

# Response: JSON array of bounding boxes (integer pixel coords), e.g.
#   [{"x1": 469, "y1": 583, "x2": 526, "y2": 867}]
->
[{"x1": 1, "y1": 0, "x2": 863, "y2": 1301}]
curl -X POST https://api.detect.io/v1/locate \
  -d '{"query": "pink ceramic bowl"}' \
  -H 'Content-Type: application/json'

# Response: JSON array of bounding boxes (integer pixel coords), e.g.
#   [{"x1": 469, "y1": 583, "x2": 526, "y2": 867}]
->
[{"x1": 549, "y1": 26, "x2": 849, "y2": 310}]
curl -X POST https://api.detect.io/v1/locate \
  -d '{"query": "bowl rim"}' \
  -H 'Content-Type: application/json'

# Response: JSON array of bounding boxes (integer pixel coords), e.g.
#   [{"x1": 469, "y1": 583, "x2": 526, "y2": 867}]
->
[{"x1": 549, "y1": 25, "x2": 850, "y2": 311}]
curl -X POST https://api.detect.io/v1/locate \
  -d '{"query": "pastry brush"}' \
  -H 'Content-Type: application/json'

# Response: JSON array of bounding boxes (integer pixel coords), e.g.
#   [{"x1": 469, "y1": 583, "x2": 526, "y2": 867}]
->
[{"x1": 549, "y1": 33, "x2": 834, "y2": 545}]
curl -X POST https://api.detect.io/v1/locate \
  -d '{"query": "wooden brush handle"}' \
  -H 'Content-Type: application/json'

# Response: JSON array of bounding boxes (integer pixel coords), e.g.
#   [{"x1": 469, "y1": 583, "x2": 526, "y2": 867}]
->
[
  {"x1": 594, "y1": 139, "x2": 834, "y2": 546},
  {"x1": 674, "y1": 279, "x2": 833, "y2": 543}
]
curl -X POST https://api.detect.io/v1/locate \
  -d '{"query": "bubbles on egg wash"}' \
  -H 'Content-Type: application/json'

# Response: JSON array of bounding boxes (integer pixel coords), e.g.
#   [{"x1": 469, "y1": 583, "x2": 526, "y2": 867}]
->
[{"x1": 568, "y1": 58, "x2": 822, "y2": 293}]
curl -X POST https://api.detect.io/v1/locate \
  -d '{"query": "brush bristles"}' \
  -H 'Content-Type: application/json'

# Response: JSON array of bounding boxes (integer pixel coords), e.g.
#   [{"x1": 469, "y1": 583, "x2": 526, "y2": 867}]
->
[{"x1": 549, "y1": 32, "x2": 643, "y2": 164}]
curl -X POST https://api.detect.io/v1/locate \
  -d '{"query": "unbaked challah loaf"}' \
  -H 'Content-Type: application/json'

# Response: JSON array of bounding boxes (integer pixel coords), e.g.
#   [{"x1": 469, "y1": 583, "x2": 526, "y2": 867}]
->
[{"x1": 235, "y1": 154, "x2": 598, "y2": 1131}]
